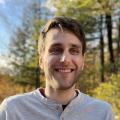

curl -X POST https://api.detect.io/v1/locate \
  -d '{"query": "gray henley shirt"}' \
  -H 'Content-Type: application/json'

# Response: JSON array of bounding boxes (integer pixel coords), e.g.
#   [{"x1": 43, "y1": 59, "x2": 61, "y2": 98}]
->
[{"x1": 0, "y1": 89, "x2": 115, "y2": 120}]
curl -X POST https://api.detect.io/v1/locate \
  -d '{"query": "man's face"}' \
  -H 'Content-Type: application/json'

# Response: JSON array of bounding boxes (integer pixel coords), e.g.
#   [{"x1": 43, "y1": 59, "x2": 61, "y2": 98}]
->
[{"x1": 40, "y1": 29, "x2": 85, "y2": 90}]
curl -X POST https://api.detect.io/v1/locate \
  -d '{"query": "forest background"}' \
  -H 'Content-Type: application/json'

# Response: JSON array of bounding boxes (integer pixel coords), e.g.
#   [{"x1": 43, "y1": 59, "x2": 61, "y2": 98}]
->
[{"x1": 0, "y1": 0, "x2": 120, "y2": 119}]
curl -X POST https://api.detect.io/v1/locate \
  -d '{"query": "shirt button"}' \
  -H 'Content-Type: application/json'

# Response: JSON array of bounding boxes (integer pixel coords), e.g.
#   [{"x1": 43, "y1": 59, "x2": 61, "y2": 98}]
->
[{"x1": 56, "y1": 106, "x2": 59, "y2": 110}]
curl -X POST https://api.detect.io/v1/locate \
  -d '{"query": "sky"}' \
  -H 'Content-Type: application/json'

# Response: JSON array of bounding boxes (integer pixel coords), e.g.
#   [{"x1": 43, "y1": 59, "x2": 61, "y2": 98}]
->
[
  {"x1": 0, "y1": 0, "x2": 47, "y2": 69},
  {"x1": 0, "y1": 0, "x2": 29, "y2": 69},
  {"x1": 0, "y1": 0, "x2": 31, "y2": 54},
  {"x1": 0, "y1": 0, "x2": 37, "y2": 68},
  {"x1": 0, "y1": 0, "x2": 47, "y2": 54}
]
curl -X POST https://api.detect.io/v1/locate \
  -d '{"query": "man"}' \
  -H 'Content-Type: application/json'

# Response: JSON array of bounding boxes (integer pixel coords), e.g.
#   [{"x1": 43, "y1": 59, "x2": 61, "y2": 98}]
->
[{"x1": 0, "y1": 17, "x2": 114, "y2": 120}]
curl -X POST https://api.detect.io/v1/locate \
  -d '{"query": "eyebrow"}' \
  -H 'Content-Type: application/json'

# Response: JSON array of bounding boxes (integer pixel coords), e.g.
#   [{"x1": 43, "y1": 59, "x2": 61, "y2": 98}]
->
[
  {"x1": 71, "y1": 44, "x2": 81, "y2": 49},
  {"x1": 50, "y1": 43, "x2": 61, "y2": 47},
  {"x1": 50, "y1": 43, "x2": 81, "y2": 48}
]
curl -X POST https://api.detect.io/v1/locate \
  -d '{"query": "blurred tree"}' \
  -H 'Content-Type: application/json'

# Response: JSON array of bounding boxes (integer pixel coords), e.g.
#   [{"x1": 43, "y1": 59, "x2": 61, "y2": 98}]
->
[
  {"x1": 47, "y1": 0, "x2": 120, "y2": 78},
  {"x1": 0, "y1": 72, "x2": 34, "y2": 102},
  {"x1": 9, "y1": 18, "x2": 36, "y2": 85},
  {"x1": 97, "y1": 0, "x2": 115, "y2": 66},
  {"x1": 47, "y1": 0, "x2": 98, "y2": 33},
  {"x1": 118, "y1": 16, "x2": 120, "y2": 55},
  {"x1": 92, "y1": 0, "x2": 120, "y2": 71},
  {"x1": 93, "y1": 73, "x2": 120, "y2": 119},
  {"x1": 99, "y1": 15, "x2": 105, "y2": 82},
  {"x1": 9, "y1": 0, "x2": 49, "y2": 87},
  {"x1": 9, "y1": 1, "x2": 42, "y2": 86}
]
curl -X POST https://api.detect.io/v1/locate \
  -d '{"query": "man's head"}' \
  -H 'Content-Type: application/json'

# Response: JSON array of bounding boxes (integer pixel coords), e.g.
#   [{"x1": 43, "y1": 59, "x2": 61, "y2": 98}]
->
[
  {"x1": 38, "y1": 17, "x2": 86, "y2": 90},
  {"x1": 38, "y1": 17, "x2": 86, "y2": 59}
]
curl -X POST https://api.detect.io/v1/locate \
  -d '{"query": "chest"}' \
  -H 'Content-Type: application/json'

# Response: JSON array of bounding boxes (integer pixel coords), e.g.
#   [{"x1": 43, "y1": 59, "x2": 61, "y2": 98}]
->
[{"x1": 8, "y1": 104, "x2": 106, "y2": 120}]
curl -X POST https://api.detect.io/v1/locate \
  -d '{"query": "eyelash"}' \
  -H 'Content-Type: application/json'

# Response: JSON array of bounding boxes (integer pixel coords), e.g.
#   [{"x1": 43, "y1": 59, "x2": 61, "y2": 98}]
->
[
  {"x1": 49, "y1": 48, "x2": 81, "y2": 55},
  {"x1": 70, "y1": 49, "x2": 81, "y2": 54},
  {"x1": 49, "y1": 48, "x2": 63, "y2": 54}
]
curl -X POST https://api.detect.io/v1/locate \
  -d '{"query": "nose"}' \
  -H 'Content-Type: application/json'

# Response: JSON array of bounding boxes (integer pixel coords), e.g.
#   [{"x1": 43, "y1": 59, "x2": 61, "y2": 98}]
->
[
  {"x1": 60, "y1": 55, "x2": 65, "y2": 62},
  {"x1": 60, "y1": 51, "x2": 71, "y2": 64}
]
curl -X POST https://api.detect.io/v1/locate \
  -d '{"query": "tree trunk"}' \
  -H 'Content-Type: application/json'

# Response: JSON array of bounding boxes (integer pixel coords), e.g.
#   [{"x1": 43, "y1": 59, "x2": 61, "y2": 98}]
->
[
  {"x1": 99, "y1": 15, "x2": 105, "y2": 82},
  {"x1": 118, "y1": 17, "x2": 120, "y2": 55},
  {"x1": 105, "y1": 14, "x2": 115, "y2": 64}
]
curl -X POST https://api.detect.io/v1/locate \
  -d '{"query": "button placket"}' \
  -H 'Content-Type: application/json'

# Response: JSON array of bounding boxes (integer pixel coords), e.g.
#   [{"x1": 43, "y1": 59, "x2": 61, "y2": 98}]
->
[
  {"x1": 61, "y1": 117, "x2": 64, "y2": 120},
  {"x1": 56, "y1": 105, "x2": 63, "y2": 118}
]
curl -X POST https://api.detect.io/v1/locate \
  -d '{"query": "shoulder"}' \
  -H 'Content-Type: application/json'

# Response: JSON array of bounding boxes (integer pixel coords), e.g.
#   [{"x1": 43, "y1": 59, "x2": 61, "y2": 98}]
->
[
  {"x1": 88, "y1": 97, "x2": 115, "y2": 119},
  {"x1": 78, "y1": 92, "x2": 113, "y2": 112},
  {"x1": 74, "y1": 92, "x2": 115, "y2": 119},
  {"x1": 0, "y1": 89, "x2": 39, "y2": 111},
  {"x1": 91, "y1": 97, "x2": 112, "y2": 111}
]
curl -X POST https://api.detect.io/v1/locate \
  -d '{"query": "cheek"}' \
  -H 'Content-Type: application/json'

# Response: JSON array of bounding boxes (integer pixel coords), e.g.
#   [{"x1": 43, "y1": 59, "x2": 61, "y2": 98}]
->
[
  {"x1": 73, "y1": 57, "x2": 84, "y2": 69},
  {"x1": 44, "y1": 55, "x2": 57, "y2": 69}
]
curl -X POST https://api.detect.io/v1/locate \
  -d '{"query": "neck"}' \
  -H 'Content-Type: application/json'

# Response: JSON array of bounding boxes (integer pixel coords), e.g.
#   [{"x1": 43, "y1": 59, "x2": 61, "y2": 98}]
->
[{"x1": 45, "y1": 85, "x2": 76, "y2": 105}]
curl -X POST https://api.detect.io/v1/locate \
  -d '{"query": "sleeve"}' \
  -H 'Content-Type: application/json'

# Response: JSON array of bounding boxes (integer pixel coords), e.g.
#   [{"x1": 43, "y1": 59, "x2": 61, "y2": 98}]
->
[{"x1": 0, "y1": 99, "x2": 8, "y2": 120}]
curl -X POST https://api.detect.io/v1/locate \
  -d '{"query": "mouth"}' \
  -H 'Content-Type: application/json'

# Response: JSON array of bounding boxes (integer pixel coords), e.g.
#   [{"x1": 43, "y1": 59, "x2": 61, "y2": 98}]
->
[{"x1": 54, "y1": 68, "x2": 75, "y2": 73}]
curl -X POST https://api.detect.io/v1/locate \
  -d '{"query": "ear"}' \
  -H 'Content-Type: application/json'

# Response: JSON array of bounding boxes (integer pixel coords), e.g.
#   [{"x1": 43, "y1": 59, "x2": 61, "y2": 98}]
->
[{"x1": 39, "y1": 56, "x2": 44, "y2": 70}]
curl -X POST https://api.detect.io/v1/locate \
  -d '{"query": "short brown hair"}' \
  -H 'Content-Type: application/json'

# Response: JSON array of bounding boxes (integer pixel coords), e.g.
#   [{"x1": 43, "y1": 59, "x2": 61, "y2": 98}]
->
[{"x1": 38, "y1": 16, "x2": 86, "y2": 58}]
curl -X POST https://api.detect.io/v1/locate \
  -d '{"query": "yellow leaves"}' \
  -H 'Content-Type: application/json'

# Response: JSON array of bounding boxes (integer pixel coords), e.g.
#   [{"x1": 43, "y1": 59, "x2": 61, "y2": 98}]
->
[
  {"x1": 78, "y1": 0, "x2": 94, "y2": 8},
  {"x1": 93, "y1": 73, "x2": 120, "y2": 118},
  {"x1": 0, "y1": 74, "x2": 34, "y2": 103},
  {"x1": 94, "y1": 83, "x2": 115, "y2": 98},
  {"x1": 92, "y1": 0, "x2": 114, "y2": 15}
]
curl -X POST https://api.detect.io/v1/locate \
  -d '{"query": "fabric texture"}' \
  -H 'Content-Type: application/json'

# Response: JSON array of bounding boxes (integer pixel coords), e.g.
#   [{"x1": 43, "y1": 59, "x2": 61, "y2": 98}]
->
[{"x1": 0, "y1": 88, "x2": 115, "y2": 120}]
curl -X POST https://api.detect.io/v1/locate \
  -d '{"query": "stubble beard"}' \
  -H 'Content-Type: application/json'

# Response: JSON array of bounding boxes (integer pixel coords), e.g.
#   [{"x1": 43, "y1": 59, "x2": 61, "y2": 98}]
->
[
  {"x1": 50, "y1": 70, "x2": 81, "y2": 90},
  {"x1": 45, "y1": 65, "x2": 82, "y2": 91}
]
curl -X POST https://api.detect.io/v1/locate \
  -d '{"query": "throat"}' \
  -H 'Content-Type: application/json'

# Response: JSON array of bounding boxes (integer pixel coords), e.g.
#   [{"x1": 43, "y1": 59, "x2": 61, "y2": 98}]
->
[
  {"x1": 44, "y1": 86, "x2": 78, "y2": 105},
  {"x1": 62, "y1": 90, "x2": 78, "y2": 110}
]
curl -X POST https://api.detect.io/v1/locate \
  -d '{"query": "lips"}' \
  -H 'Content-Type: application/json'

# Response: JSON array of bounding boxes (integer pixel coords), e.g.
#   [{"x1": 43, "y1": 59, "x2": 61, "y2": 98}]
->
[{"x1": 55, "y1": 68, "x2": 74, "y2": 73}]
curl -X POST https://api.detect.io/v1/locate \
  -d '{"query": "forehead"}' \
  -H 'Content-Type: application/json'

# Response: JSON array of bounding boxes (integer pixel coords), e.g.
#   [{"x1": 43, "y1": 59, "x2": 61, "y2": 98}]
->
[{"x1": 45, "y1": 28, "x2": 82, "y2": 47}]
